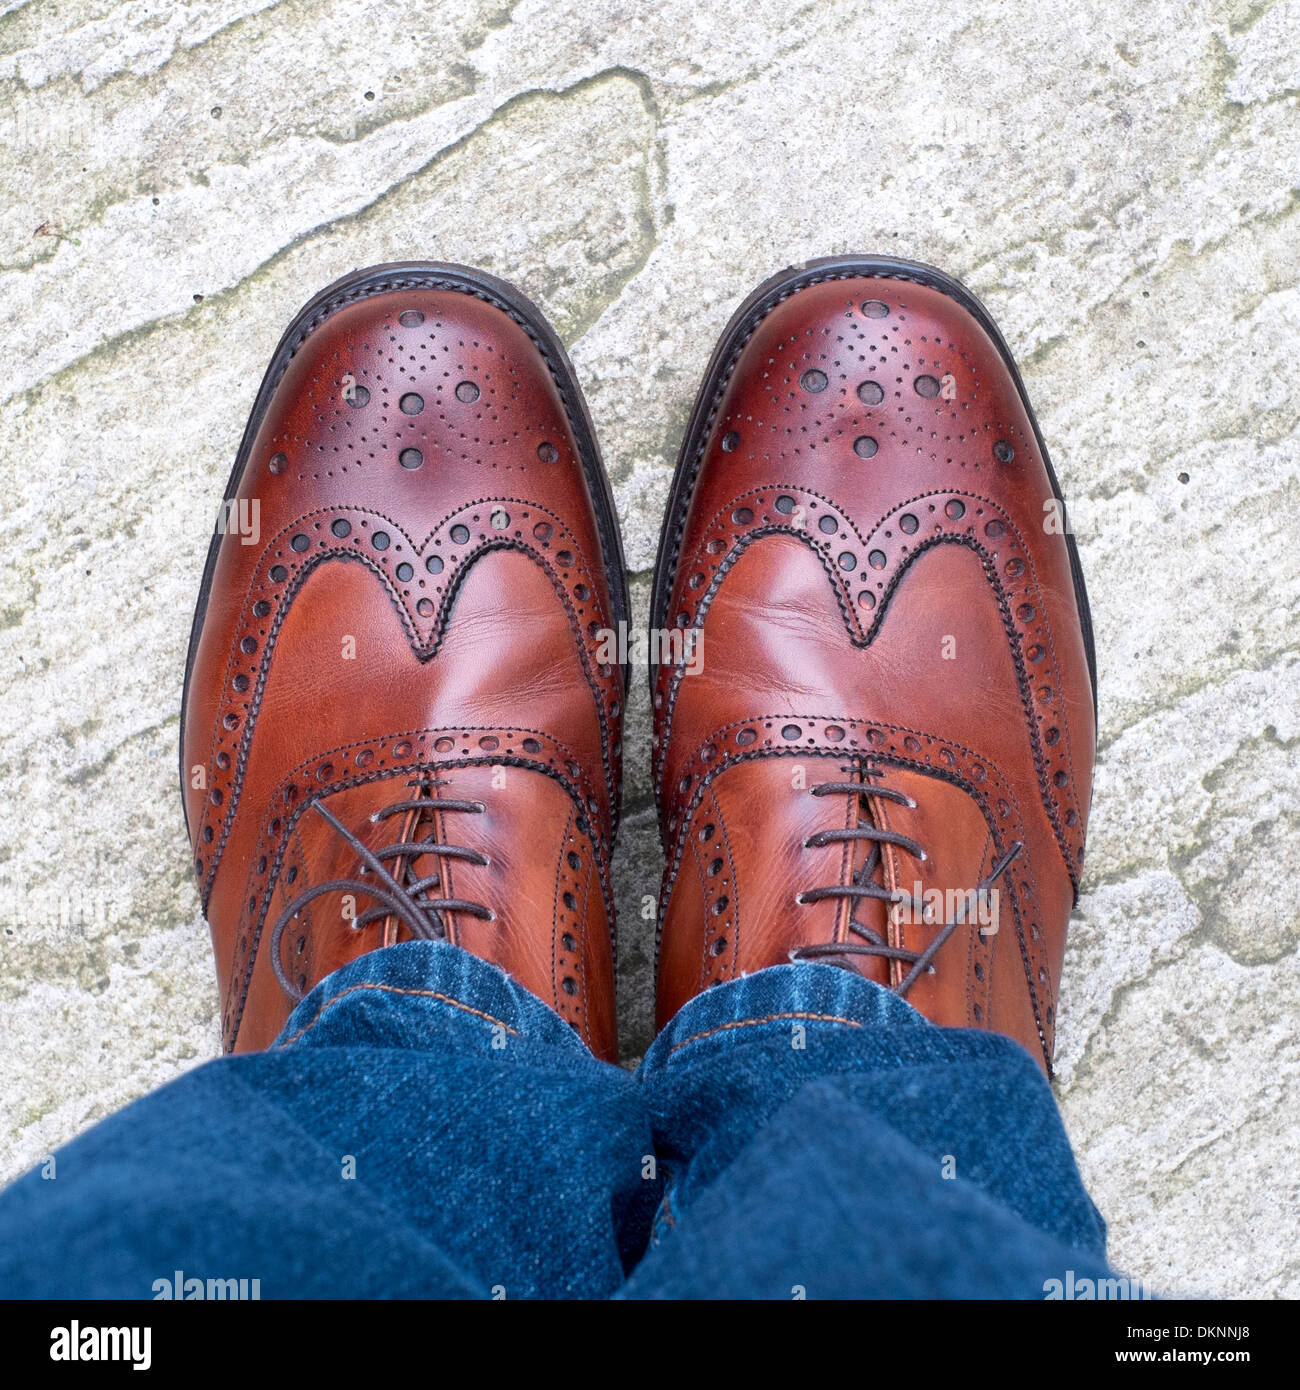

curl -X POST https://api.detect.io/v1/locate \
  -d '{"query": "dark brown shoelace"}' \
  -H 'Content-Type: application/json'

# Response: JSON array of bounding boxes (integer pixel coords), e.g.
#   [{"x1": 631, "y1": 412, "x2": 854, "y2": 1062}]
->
[
  {"x1": 269, "y1": 778, "x2": 495, "y2": 1000},
  {"x1": 792, "y1": 767, "x2": 1022, "y2": 995}
]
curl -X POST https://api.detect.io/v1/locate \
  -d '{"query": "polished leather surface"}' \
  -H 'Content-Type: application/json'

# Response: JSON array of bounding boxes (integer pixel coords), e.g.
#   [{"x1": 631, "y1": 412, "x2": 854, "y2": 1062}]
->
[
  {"x1": 652, "y1": 265, "x2": 1095, "y2": 1073},
  {"x1": 182, "y1": 267, "x2": 623, "y2": 1059}
]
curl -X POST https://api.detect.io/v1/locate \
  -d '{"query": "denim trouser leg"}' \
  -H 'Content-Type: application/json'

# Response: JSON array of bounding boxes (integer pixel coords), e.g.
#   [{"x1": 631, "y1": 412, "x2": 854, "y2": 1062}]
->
[
  {"x1": 626, "y1": 964, "x2": 1111, "y2": 1298},
  {"x1": 0, "y1": 941, "x2": 1113, "y2": 1298},
  {"x1": 0, "y1": 942, "x2": 655, "y2": 1299}
]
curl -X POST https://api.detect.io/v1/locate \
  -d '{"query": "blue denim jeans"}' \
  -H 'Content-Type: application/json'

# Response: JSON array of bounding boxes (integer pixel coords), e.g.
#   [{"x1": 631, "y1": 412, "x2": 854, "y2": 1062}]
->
[{"x1": 0, "y1": 941, "x2": 1113, "y2": 1298}]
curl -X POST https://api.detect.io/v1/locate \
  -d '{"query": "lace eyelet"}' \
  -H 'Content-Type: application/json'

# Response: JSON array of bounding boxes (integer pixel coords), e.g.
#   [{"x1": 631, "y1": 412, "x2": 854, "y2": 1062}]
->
[{"x1": 794, "y1": 892, "x2": 807, "y2": 906}]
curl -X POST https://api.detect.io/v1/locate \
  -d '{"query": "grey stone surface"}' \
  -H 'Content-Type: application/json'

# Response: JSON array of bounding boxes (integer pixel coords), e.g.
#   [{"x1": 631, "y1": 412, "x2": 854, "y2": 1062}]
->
[{"x1": 1, "y1": 0, "x2": 1297, "y2": 1298}]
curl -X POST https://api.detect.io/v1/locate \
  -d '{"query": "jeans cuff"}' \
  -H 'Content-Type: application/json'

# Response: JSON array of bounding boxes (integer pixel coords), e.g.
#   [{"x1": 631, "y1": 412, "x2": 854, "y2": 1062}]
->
[
  {"x1": 272, "y1": 939, "x2": 592, "y2": 1061},
  {"x1": 642, "y1": 962, "x2": 933, "y2": 1071}
]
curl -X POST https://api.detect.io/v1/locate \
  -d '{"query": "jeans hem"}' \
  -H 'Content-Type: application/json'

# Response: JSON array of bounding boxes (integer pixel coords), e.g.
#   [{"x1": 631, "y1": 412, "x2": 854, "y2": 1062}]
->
[{"x1": 272, "y1": 939, "x2": 594, "y2": 1061}]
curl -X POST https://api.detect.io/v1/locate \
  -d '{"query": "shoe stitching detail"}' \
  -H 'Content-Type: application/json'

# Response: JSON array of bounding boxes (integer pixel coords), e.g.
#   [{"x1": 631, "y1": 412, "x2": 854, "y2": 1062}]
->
[
  {"x1": 197, "y1": 518, "x2": 620, "y2": 899},
  {"x1": 220, "y1": 735, "x2": 613, "y2": 1051},
  {"x1": 655, "y1": 488, "x2": 1085, "y2": 887},
  {"x1": 655, "y1": 722, "x2": 1054, "y2": 1068}
]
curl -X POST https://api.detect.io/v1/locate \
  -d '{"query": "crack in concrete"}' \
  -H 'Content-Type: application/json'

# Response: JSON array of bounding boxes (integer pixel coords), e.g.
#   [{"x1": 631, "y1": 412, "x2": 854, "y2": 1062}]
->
[{"x1": 0, "y1": 63, "x2": 663, "y2": 409}]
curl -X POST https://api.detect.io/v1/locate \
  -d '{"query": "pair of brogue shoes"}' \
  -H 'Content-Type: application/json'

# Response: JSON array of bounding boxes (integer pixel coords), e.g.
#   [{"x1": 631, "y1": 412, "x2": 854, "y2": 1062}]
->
[{"x1": 181, "y1": 257, "x2": 1095, "y2": 1073}]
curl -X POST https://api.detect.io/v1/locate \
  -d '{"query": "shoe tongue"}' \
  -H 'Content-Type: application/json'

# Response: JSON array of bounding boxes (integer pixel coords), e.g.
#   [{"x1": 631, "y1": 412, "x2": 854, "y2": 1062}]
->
[{"x1": 837, "y1": 773, "x2": 893, "y2": 977}]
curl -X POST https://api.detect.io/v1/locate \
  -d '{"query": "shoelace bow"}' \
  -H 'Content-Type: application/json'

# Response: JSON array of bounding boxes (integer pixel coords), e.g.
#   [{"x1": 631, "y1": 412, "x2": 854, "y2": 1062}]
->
[
  {"x1": 269, "y1": 778, "x2": 495, "y2": 1000},
  {"x1": 791, "y1": 765, "x2": 1022, "y2": 995}
]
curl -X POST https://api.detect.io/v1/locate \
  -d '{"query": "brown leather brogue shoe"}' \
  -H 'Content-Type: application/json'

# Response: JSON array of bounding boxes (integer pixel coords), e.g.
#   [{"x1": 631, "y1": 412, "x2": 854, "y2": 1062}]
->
[
  {"x1": 182, "y1": 263, "x2": 627, "y2": 1059},
  {"x1": 651, "y1": 257, "x2": 1097, "y2": 1074}
]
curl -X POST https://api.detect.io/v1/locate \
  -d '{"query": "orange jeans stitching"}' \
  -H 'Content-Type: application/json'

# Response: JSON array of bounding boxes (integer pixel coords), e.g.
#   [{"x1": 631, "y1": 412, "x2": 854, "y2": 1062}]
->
[
  {"x1": 668, "y1": 1011, "x2": 862, "y2": 1054},
  {"x1": 278, "y1": 982, "x2": 520, "y2": 1048}
]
